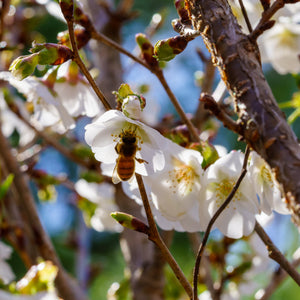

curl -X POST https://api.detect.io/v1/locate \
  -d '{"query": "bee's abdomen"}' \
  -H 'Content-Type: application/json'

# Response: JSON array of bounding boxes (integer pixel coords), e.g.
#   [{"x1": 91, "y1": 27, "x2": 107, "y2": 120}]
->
[{"x1": 117, "y1": 157, "x2": 135, "y2": 181}]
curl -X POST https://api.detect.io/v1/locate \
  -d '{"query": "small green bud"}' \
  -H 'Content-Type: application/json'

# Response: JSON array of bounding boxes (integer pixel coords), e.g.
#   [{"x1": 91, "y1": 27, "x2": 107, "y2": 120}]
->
[
  {"x1": 136, "y1": 33, "x2": 159, "y2": 69},
  {"x1": 31, "y1": 43, "x2": 73, "y2": 65},
  {"x1": 154, "y1": 36, "x2": 188, "y2": 61},
  {"x1": 111, "y1": 212, "x2": 149, "y2": 234},
  {"x1": 9, "y1": 53, "x2": 39, "y2": 80}
]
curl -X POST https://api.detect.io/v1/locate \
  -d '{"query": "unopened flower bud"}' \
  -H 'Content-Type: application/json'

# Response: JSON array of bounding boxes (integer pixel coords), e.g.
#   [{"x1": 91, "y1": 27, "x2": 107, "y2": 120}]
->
[
  {"x1": 31, "y1": 42, "x2": 73, "y2": 66},
  {"x1": 9, "y1": 53, "x2": 39, "y2": 80},
  {"x1": 122, "y1": 95, "x2": 145, "y2": 120},
  {"x1": 111, "y1": 212, "x2": 149, "y2": 234},
  {"x1": 154, "y1": 35, "x2": 188, "y2": 61},
  {"x1": 135, "y1": 33, "x2": 159, "y2": 69}
]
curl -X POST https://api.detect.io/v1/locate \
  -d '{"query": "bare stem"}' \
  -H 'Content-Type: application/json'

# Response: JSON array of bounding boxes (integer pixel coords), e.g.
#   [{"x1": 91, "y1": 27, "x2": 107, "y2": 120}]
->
[
  {"x1": 135, "y1": 174, "x2": 193, "y2": 299},
  {"x1": 238, "y1": 0, "x2": 253, "y2": 33},
  {"x1": 249, "y1": 0, "x2": 285, "y2": 40},
  {"x1": 200, "y1": 93, "x2": 244, "y2": 135},
  {"x1": 6, "y1": 104, "x2": 96, "y2": 170},
  {"x1": 91, "y1": 30, "x2": 151, "y2": 71},
  {"x1": 259, "y1": 252, "x2": 300, "y2": 300},
  {"x1": 155, "y1": 70, "x2": 200, "y2": 143},
  {"x1": 192, "y1": 146, "x2": 250, "y2": 300},
  {"x1": 254, "y1": 221, "x2": 300, "y2": 286},
  {"x1": 66, "y1": 18, "x2": 112, "y2": 111}
]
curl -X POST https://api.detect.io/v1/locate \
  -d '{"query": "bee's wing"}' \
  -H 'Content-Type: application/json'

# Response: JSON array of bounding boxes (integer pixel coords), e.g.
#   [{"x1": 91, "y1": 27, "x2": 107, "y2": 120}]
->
[{"x1": 112, "y1": 164, "x2": 121, "y2": 184}]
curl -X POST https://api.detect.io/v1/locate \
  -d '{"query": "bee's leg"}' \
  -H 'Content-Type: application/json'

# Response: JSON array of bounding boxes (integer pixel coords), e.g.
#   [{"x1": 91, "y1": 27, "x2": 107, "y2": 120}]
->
[
  {"x1": 115, "y1": 144, "x2": 119, "y2": 154},
  {"x1": 135, "y1": 158, "x2": 148, "y2": 164}
]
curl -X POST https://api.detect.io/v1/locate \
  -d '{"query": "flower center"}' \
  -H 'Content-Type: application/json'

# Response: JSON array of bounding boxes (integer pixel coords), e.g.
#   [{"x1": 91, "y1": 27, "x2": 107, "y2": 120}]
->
[
  {"x1": 111, "y1": 125, "x2": 143, "y2": 149},
  {"x1": 167, "y1": 160, "x2": 198, "y2": 196},
  {"x1": 214, "y1": 178, "x2": 241, "y2": 208},
  {"x1": 261, "y1": 165, "x2": 274, "y2": 187}
]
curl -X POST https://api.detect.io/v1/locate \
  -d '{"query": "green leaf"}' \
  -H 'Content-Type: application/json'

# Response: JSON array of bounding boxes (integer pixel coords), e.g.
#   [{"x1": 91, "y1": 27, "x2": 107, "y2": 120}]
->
[
  {"x1": 0, "y1": 174, "x2": 14, "y2": 200},
  {"x1": 78, "y1": 197, "x2": 98, "y2": 226}
]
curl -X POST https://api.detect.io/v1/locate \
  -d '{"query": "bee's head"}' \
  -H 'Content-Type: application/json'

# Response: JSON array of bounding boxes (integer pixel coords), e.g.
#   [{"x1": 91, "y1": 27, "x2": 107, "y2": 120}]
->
[{"x1": 120, "y1": 130, "x2": 136, "y2": 144}]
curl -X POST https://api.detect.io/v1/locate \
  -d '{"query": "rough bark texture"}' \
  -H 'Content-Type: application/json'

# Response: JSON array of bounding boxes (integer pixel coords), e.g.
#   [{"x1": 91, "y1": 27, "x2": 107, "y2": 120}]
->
[{"x1": 186, "y1": 0, "x2": 300, "y2": 225}]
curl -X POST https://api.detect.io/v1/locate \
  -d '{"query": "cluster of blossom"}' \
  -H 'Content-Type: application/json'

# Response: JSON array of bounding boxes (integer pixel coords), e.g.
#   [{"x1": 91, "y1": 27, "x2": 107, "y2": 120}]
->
[
  {"x1": 229, "y1": 0, "x2": 300, "y2": 74},
  {"x1": 0, "y1": 61, "x2": 103, "y2": 136},
  {"x1": 1, "y1": 62, "x2": 291, "y2": 240},
  {"x1": 84, "y1": 97, "x2": 290, "y2": 239}
]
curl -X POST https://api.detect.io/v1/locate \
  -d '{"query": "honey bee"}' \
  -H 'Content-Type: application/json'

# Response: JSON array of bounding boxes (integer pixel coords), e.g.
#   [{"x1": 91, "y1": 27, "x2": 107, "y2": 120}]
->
[{"x1": 112, "y1": 131, "x2": 146, "y2": 184}]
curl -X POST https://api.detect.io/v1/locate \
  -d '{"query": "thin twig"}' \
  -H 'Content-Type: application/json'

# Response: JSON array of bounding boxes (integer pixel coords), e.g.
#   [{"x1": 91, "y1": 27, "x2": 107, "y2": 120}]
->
[
  {"x1": 259, "y1": 252, "x2": 300, "y2": 300},
  {"x1": 66, "y1": 17, "x2": 112, "y2": 111},
  {"x1": 91, "y1": 30, "x2": 151, "y2": 71},
  {"x1": 249, "y1": 0, "x2": 285, "y2": 40},
  {"x1": 192, "y1": 146, "x2": 250, "y2": 300},
  {"x1": 254, "y1": 221, "x2": 300, "y2": 286},
  {"x1": 200, "y1": 93, "x2": 244, "y2": 136},
  {"x1": 155, "y1": 70, "x2": 200, "y2": 143},
  {"x1": 238, "y1": 0, "x2": 253, "y2": 33},
  {"x1": 135, "y1": 173, "x2": 193, "y2": 299},
  {"x1": 6, "y1": 104, "x2": 97, "y2": 169},
  {"x1": 188, "y1": 233, "x2": 219, "y2": 300}
]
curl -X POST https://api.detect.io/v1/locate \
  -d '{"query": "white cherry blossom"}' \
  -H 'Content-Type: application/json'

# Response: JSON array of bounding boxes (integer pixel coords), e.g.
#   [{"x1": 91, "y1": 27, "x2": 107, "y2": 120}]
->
[
  {"x1": 259, "y1": 19, "x2": 300, "y2": 74},
  {"x1": 121, "y1": 175, "x2": 202, "y2": 232},
  {"x1": 0, "y1": 93, "x2": 36, "y2": 146},
  {"x1": 144, "y1": 142, "x2": 205, "y2": 231},
  {"x1": 85, "y1": 110, "x2": 167, "y2": 179},
  {"x1": 0, "y1": 72, "x2": 75, "y2": 133},
  {"x1": 249, "y1": 152, "x2": 290, "y2": 215},
  {"x1": 54, "y1": 61, "x2": 104, "y2": 118},
  {"x1": 121, "y1": 95, "x2": 144, "y2": 120},
  {"x1": 75, "y1": 179, "x2": 122, "y2": 232},
  {"x1": 0, "y1": 241, "x2": 15, "y2": 284},
  {"x1": 201, "y1": 151, "x2": 259, "y2": 238}
]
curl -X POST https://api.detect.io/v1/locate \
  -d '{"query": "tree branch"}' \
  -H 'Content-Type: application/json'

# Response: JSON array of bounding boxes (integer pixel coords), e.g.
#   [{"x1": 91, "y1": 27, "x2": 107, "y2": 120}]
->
[
  {"x1": 254, "y1": 222, "x2": 300, "y2": 286},
  {"x1": 185, "y1": 0, "x2": 300, "y2": 227}
]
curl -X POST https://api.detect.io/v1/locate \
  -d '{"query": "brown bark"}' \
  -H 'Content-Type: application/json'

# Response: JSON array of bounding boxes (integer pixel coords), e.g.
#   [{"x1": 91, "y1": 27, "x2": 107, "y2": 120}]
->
[{"x1": 185, "y1": 0, "x2": 300, "y2": 226}]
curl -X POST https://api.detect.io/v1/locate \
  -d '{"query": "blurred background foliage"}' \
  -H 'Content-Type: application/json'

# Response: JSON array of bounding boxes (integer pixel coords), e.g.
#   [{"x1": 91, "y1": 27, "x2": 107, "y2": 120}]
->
[{"x1": 3, "y1": 0, "x2": 300, "y2": 299}]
